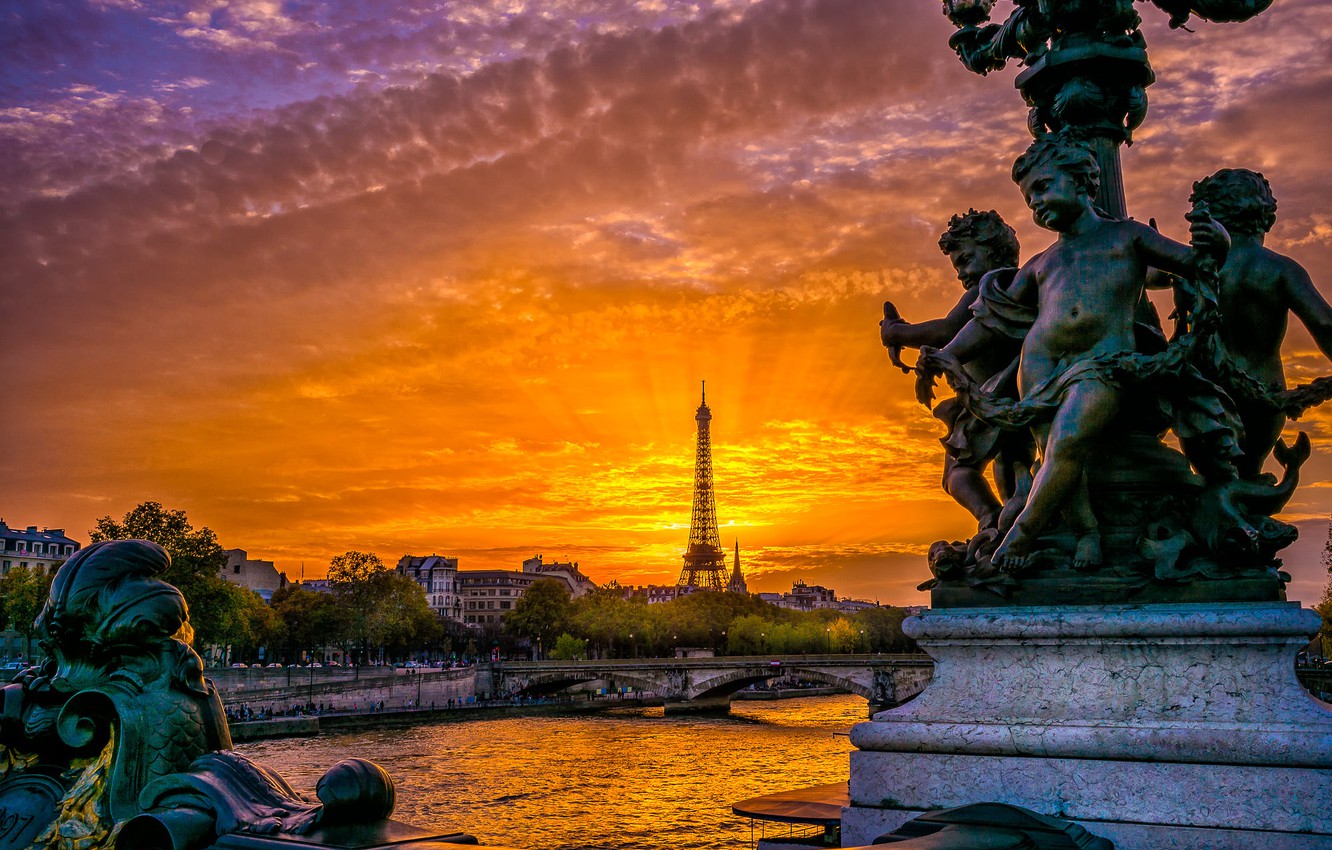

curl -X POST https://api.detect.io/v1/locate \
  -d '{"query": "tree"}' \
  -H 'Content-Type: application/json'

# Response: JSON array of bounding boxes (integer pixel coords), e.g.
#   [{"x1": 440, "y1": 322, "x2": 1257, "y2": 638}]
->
[
  {"x1": 90, "y1": 502, "x2": 236, "y2": 651},
  {"x1": 365, "y1": 572, "x2": 440, "y2": 660},
  {"x1": 550, "y1": 633, "x2": 588, "y2": 660},
  {"x1": 504, "y1": 579, "x2": 572, "y2": 657},
  {"x1": 727, "y1": 614, "x2": 768, "y2": 655},
  {"x1": 1316, "y1": 517, "x2": 1332, "y2": 658},
  {"x1": 1314, "y1": 581, "x2": 1332, "y2": 659},
  {"x1": 328, "y1": 550, "x2": 385, "y2": 585},
  {"x1": 271, "y1": 584, "x2": 347, "y2": 663},
  {"x1": 854, "y1": 606, "x2": 916, "y2": 653},
  {"x1": 326, "y1": 551, "x2": 387, "y2": 663},
  {"x1": 828, "y1": 617, "x2": 860, "y2": 653},
  {"x1": 216, "y1": 584, "x2": 281, "y2": 664},
  {"x1": 0, "y1": 565, "x2": 54, "y2": 660},
  {"x1": 570, "y1": 584, "x2": 643, "y2": 658}
]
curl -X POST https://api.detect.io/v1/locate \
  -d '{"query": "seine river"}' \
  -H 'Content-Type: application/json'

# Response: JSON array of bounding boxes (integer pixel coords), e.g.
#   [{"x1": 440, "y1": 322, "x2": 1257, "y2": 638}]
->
[{"x1": 238, "y1": 694, "x2": 862, "y2": 850}]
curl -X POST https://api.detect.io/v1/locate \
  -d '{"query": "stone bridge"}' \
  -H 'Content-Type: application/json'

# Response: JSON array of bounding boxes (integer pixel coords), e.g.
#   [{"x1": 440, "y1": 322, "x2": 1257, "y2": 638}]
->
[{"x1": 486, "y1": 654, "x2": 933, "y2": 715}]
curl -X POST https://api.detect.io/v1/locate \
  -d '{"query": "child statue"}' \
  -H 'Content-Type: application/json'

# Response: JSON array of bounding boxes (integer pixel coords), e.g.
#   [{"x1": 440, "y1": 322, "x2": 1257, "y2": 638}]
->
[
  {"x1": 920, "y1": 137, "x2": 1229, "y2": 572},
  {"x1": 880, "y1": 210, "x2": 1032, "y2": 532},
  {"x1": 1185, "y1": 168, "x2": 1332, "y2": 478}
]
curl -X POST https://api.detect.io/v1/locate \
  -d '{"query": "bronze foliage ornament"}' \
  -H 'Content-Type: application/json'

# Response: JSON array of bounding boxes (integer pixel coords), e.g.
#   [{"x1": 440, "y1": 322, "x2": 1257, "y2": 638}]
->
[{"x1": 0, "y1": 540, "x2": 460, "y2": 850}]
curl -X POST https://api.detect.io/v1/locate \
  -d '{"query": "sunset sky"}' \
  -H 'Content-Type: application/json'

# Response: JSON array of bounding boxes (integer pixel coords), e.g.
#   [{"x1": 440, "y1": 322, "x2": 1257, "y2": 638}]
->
[{"x1": 4, "y1": 0, "x2": 1331, "y2": 605}]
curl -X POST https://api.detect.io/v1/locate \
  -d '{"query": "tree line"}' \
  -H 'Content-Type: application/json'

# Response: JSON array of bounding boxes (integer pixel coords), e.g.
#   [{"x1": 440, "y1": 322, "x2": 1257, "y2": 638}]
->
[
  {"x1": 84, "y1": 502, "x2": 443, "y2": 665},
  {"x1": 4, "y1": 501, "x2": 918, "y2": 665},
  {"x1": 501, "y1": 578, "x2": 919, "y2": 660}
]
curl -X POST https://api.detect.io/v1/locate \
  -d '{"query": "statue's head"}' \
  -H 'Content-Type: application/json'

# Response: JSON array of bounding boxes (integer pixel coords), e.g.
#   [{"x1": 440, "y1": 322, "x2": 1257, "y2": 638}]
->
[
  {"x1": 938, "y1": 209, "x2": 1020, "y2": 287},
  {"x1": 1190, "y1": 168, "x2": 1277, "y2": 236},
  {"x1": 1012, "y1": 137, "x2": 1100, "y2": 230},
  {"x1": 1012, "y1": 137, "x2": 1100, "y2": 196}
]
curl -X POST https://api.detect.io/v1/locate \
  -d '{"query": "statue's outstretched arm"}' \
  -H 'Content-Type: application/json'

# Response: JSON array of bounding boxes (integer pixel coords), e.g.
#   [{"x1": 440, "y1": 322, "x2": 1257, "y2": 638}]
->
[
  {"x1": 882, "y1": 289, "x2": 979, "y2": 350},
  {"x1": 941, "y1": 317, "x2": 999, "y2": 364},
  {"x1": 1284, "y1": 260, "x2": 1332, "y2": 361}
]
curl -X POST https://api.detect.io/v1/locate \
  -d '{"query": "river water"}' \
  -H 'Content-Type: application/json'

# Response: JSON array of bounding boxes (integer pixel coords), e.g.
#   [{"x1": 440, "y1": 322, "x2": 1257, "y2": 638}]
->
[{"x1": 237, "y1": 694, "x2": 863, "y2": 850}]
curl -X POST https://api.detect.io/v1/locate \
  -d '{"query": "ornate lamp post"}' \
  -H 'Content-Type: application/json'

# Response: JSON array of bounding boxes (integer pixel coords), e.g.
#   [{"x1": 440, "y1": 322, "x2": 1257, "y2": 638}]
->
[{"x1": 941, "y1": 0, "x2": 1274, "y2": 218}]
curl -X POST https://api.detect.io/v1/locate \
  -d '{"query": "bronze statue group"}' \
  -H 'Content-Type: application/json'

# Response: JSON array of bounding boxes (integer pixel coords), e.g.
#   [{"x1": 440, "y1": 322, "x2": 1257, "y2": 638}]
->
[{"x1": 881, "y1": 136, "x2": 1332, "y2": 595}]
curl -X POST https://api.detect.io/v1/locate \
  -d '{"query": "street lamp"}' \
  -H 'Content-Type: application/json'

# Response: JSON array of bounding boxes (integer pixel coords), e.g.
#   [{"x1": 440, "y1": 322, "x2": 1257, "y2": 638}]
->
[{"x1": 826, "y1": 626, "x2": 832, "y2": 655}]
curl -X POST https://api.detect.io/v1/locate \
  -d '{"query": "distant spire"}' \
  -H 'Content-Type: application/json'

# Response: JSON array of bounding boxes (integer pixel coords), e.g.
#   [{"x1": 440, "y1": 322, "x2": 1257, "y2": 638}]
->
[
  {"x1": 701, "y1": 379, "x2": 706, "y2": 405},
  {"x1": 728, "y1": 538, "x2": 747, "y2": 594}
]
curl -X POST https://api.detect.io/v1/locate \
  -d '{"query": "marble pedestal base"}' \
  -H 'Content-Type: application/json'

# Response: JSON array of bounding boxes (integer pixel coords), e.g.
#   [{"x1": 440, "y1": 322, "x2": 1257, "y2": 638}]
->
[{"x1": 841, "y1": 603, "x2": 1332, "y2": 850}]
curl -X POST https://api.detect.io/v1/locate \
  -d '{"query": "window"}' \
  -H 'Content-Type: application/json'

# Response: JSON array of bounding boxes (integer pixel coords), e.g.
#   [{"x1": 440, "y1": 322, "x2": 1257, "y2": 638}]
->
[{"x1": 500, "y1": 601, "x2": 510, "y2": 610}]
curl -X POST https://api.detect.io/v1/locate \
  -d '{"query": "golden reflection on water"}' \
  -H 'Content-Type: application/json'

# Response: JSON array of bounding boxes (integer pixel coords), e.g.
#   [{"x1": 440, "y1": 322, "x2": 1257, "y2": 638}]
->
[{"x1": 238, "y1": 694, "x2": 863, "y2": 850}]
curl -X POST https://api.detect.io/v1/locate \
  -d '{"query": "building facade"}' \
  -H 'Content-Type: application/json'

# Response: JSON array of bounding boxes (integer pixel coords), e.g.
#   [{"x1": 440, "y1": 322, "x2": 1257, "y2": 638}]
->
[
  {"x1": 395, "y1": 554, "x2": 462, "y2": 621},
  {"x1": 219, "y1": 549, "x2": 289, "y2": 602},
  {"x1": 1, "y1": 522, "x2": 79, "y2": 577},
  {"x1": 757, "y1": 579, "x2": 885, "y2": 614},
  {"x1": 459, "y1": 569, "x2": 542, "y2": 627},
  {"x1": 521, "y1": 554, "x2": 594, "y2": 597},
  {"x1": 1, "y1": 522, "x2": 80, "y2": 661},
  {"x1": 459, "y1": 565, "x2": 591, "y2": 628},
  {"x1": 759, "y1": 579, "x2": 838, "y2": 611}
]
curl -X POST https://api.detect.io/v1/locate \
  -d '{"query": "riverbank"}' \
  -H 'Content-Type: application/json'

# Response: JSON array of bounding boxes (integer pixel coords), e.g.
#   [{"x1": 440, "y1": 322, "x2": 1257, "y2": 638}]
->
[{"x1": 229, "y1": 695, "x2": 666, "y2": 741}]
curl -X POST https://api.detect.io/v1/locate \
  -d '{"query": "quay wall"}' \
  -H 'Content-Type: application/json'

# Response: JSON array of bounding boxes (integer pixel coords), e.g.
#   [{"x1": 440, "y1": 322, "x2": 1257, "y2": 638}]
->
[
  {"x1": 228, "y1": 696, "x2": 664, "y2": 742},
  {"x1": 208, "y1": 666, "x2": 477, "y2": 712}
]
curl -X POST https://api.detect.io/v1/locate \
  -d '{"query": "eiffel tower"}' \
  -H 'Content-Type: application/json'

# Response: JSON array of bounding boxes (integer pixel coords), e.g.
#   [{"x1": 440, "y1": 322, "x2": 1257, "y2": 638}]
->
[{"x1": 677, "y1": 381, "x2": 727, "y2": 591}]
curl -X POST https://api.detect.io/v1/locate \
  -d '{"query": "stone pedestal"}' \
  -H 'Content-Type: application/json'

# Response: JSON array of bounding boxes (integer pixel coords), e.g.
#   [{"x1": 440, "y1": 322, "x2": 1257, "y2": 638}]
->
[{"x1": 841, "y1": 603, "x2": 1332, "y2": 849}]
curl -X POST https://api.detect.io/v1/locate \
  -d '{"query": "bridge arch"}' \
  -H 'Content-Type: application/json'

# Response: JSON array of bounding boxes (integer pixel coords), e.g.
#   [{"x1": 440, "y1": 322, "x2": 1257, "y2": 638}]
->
[
  {"x1": 506, "y1": 671, "x2": 601, "y2": 697},
  {"x1": 687, "y1": 666, "x2": 870, "y2": 701},
  {"x1": 771, "y1": 666, "x2": 872, "y2": 701},
  {"x1": 503, "y1": 669, "x2": 667, "y2": 699},
  {"x1": 688, "y1": 669, "x2": 784, "y2": 701}
]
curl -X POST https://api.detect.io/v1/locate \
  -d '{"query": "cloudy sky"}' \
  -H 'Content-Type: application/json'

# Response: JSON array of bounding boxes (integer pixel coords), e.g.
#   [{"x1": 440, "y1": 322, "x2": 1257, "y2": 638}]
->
[{"x1": 3, "y1": 0, "x2": 1331, "y2": 604}]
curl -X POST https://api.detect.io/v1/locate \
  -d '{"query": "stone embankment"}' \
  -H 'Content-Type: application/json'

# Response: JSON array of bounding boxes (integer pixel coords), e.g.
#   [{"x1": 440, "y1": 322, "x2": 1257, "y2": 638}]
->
[
  {"x1": 227, "y1": 695, "x2": 665, "y2": 742},
  {"x1": 209, "y1": 665, "x2": 476, "y2": 715}
]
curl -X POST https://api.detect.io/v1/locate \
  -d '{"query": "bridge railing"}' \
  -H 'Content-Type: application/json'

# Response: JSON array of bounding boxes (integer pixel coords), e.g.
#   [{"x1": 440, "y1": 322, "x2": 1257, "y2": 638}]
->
[{"x1": 495, "y1": 653, "x2": 930, "y2": 671}]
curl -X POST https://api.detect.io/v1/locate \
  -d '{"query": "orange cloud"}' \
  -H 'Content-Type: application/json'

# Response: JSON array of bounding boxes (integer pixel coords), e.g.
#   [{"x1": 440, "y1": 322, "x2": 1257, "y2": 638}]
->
[{"x1": 3, "y1": 0, "x2": 1331, "y2": 605}]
